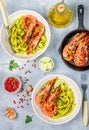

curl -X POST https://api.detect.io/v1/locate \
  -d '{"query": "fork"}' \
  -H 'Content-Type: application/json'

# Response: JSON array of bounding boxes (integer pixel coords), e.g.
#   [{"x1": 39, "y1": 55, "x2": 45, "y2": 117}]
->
[{"x1": 81, "y1": 74, "x2": 88, "y2": 126}]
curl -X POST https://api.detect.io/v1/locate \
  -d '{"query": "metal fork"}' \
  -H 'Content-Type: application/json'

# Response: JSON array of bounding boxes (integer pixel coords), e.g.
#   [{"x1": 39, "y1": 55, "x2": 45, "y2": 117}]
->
[{"x1": 81, "y1": 74, "x2": 88, "y2": 126}]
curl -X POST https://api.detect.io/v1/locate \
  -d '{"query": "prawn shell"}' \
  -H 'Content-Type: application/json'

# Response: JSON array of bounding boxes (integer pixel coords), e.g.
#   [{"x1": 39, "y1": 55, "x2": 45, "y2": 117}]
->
[{"x1": 35, "y1": 78, "x2": 57, "y2": 108}]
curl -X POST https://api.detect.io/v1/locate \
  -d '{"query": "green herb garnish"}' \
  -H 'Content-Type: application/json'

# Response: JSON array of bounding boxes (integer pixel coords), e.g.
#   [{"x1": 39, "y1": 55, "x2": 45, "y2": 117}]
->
[
  {"x1": 60, "y1": 99, "x2": 65, "y2": 105},
  {"x1": 40, "y1": 100, "x2": 43, "y2": 104},
  {"x1": 41, "y1": 94, "x2": 46, "y2": 99},
  {"x1": 48, "y1": 101, "x2": 51, "y2": 105},
  {"x1": 28, "y1": 30, "x2": 32, "y2": 36},
  {"x1": 63, "y1": 56, "x2": 70, "y2": 58},
  {"x1": 39, "y1": 25, "x2": 44, "y2": 29},
  {"x1": 9, "y1": 60, "x2": 19, "y2": 71},
  {"x1": 25, "y1": 115, "x2": 33, "y2": 124}
]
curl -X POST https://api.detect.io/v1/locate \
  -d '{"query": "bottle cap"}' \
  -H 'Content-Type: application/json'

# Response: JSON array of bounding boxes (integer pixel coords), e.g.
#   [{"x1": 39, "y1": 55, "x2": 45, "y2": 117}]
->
[{"x1": 57, "y1": 4, "x2": 65, "y2": 13}]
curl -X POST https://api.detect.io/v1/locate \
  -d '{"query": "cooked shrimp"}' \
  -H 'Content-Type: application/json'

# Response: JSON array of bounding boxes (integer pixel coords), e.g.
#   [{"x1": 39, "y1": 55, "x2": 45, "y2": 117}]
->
[
  {"x1": 22, "y1": 15, "x2": 36, "y2": 43},
  {"x1": 27, "y1": 21, "x2": 45, "y2": 54},
  {"x1": 62, "y1": 46, "x2": 73, "y2": 61},
  {"x1": 35, "y1": 78, "x2": 57, "y2": 108},
  {"x1": 74, "y1": 36, "x2": 89, "y2": 67},
  {"x1": 42, "y1": 87, "x2": 60, "y2": 117},
  {"x1": 22, "y1": 15, "x2": 36, "y2": 29},
  {"x1": 63, "y1": 32, "x2": 87, "y2": 61},
  {"x1": 42, "y1": 102, "x2": 57, "y2": 117}
]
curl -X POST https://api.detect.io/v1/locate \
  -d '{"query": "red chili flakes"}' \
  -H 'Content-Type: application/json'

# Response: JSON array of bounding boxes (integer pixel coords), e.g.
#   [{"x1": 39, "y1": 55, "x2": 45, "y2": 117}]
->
[
  {"x1": 22, "y1": 94, "x2": 26, "y2": 98},
  {"x1": 12, "y1": 75, "x2": 32, "y2": 109},
  {"x1": 25, "y1": 70, "x2": 31, "y2": 75},
  {"x1": 29, "y1": 98, "x2": 32, "y2": 100},
  {"x1": 32, "y1": 64, "x2": 36, "y2": 68},
  {"x1": 28, "y1": 71, "x2": 31, "y2": 73},
  {"x1": 19, "y1": 98, "x2": 24, "y2": 103},
  {"x1": 13, "y1": 100, "x2": 16, "y2": 104},
  {"x1": 21, "y1": 106, "x2": 24, "y2": 108},
  {"x1": 24, "y1": 64, "x2": 26, "y2": 66},
  {"x1": 34, "y1": 64, "x2": 36, "y2": 68},
  {"x1": 25, "y1": 79, "x2": 29, "y2": 82}
]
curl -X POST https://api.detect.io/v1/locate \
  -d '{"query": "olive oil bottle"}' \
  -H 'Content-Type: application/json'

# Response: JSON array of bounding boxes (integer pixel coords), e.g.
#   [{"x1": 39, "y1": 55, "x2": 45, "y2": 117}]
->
[{"x1": 48, "y1": 1, "x2": 73, "y2": 28}]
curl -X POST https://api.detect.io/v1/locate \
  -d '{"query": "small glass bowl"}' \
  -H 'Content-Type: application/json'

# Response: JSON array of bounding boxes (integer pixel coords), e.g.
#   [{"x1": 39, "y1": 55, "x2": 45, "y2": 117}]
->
[
  {"x1": 39, "y1": 56, "x2": 54, "y2": 73},
  {"x1": 3, "y1": 75, "x2": 22, "y2": 94}
]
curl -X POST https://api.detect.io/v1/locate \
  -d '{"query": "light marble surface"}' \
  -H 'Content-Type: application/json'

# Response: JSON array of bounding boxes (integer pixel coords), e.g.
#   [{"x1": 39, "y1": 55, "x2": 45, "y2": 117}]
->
[{"x1": 0, "y1": 0, "x2": 89, "y2": 130}]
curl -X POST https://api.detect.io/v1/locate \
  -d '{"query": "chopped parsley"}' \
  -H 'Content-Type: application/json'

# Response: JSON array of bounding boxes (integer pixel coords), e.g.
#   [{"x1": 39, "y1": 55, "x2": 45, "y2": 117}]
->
[
  {"x1": 41, "y1": 94, "x2": 46, "y2": 99},
  {"x1": 40, "y1": 100, "x2": 43, "y2": 104},
  {"x1": 39, "y1": 25, "x2": 44, "y2": 29}
]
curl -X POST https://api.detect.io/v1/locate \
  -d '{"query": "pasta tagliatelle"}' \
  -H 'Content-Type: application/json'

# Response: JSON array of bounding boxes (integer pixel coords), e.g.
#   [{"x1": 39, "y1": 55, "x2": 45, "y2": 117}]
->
[
  {"x1": 9, "y1": 16, "x2": 27, "y2": 54},
  {"x1": 52, "y1": 78, "x2": 75, "y2": 119},
  {"x1": 9, "y1": 16, "x2": 47, "y2": 55}
]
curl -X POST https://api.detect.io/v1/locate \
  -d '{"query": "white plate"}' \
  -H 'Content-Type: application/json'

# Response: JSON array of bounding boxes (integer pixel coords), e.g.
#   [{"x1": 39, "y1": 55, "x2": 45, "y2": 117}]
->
[
  {"x1": 32, "y1": 75, "x2": 82, "y2": 125},
  {"x1": 0, "y1": 10, "x2": 51, "y2": 60}
]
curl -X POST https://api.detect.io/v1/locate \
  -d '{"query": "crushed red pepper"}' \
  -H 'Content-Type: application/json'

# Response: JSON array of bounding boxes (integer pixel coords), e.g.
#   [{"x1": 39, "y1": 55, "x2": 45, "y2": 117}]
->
[{"x1": 4, "y1": 77, "x2": 20, "y2": 92}]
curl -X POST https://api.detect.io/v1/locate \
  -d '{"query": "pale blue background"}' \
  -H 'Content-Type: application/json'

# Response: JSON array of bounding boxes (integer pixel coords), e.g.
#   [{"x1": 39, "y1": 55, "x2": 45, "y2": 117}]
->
[{"x1": 0, "y1": 0, "x2": 89, "y2": 130}]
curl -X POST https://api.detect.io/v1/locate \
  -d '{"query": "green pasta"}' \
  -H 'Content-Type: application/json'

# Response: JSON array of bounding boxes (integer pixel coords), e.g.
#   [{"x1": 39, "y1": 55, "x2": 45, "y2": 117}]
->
[
  {"x1": 51, "y1": 78, "x2": 75, "y2": 119},
  {"x1": 9, "y1": 16, "x2": 47, "y2": 55},
  {"x1": 9, "y1": 16, "x2": 27, "y2": 54}
]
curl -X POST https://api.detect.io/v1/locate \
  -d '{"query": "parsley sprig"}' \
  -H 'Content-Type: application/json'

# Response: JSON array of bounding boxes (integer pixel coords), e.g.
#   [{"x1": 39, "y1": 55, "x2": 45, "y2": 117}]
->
[
  {"x1": 25, "y1": 115, "x2": 33, "y2": 124},
  {"x1": 0, "y1": 60, "x2": 19, "y2": 71},
  {"x1": 9, "y1": 60, "x2": 19, "y2": 71}
]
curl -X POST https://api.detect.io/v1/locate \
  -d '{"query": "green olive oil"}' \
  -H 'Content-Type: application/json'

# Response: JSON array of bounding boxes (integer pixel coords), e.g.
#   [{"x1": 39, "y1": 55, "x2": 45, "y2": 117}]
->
[{"x1": 48, "y1": 2, "x2": 73, "y2": 28}]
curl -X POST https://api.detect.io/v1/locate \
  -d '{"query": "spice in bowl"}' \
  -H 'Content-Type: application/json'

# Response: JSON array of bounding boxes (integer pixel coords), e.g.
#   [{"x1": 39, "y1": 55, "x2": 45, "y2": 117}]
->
[
  {"x1": 3, "y1": 76, "x2": 22, "y2": 93},
  {"x1": 39, "y1": 57, "x2": 54, "y2": 72}
]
